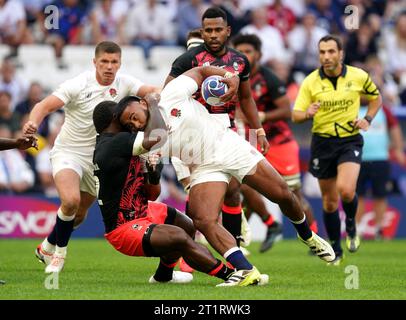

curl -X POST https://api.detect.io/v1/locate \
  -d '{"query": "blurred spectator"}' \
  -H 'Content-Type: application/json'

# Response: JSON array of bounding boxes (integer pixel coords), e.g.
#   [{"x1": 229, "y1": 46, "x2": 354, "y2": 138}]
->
[
  {"x1": 211, "y1": 0, "x2": 251, "y2": 36},
  {"x1": 365, "y1": 55, "x2": 400, "y2": 107},
  {"x1": 35, "y1": 112, "x2": 64, "y2": 196},
  {"x1": 177, "y1": 0, "x2": 208, "y2": 46},
  {"x1": 0, "y1": 0, "x2": 27, "y2": 60},
  {"x1": 128, "y1": 0, "x2": 176, "y2": 70},
  {"x1": 89, "y1": 0, "x2": 128, "y2": 45},
  {"x1": 0, "y1": 58, "x2": 28, "y2": 110},
  {"x1": 344, "y1": 19, "x2": 378, "y2": 69},
  {"x1": 356, "y1": 105, "x2": 405, "y2": 239},
  {"x1": 0, "y1": 90, "x2": 21, "y2": 133},
  {"x1": 267, "y1": 0, "x2": 296, "y2": 43},
  {"x1": 38, "y1": 0, "x2": 87, "y2": 69},
  {"x1": 240, "y1": 6, "x2": 287, "y2": 65},
  {"x1": 287, "y1": 10, "x2": 328, "y2": 75},
  {"x1": 15, "y1": 82, "x2": 51, "y2": 137},
  {"x1": 307, "y1": 0, "x2": 345, "y2": 34},
  {"x1": 0, "y1": 125, "x2": 35, "y2": 194},
  {"x1": 270, "y1": 60, "x2": 298, "y2": 106},
  {"x1": 382, "y1": 11, "x2": 406, "y2": 105}
]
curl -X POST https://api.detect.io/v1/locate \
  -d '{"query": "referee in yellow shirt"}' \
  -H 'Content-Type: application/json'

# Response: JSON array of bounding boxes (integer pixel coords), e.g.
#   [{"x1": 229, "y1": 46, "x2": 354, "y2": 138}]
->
[{"x1": 292, "y1": 35, "x2": 382, "y2": 265}]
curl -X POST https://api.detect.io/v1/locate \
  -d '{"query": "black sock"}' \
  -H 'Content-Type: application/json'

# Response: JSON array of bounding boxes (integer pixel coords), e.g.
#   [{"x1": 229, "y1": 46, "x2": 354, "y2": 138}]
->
[
  {"x1": 221, "y1": 206, "x2": 242, "y2": 246},
  {"x1": 208, "y1": 259, "x2": 234, "y2": 280},
  {"x1": 342, "y1": 194, "x2": 358, "y2": 238},
  {"x1": 153, "y1": 260, "x2": 177, "y2": 282},
  {"x1": 291, "y1": 216, "x2": 312, "y2": 240},
  {"x1": 323, "y1": 210, "x2": 342, "y2": 254},
  {"x1": 55, "y1": 215, "x2": 74, "y2": 248},
  {"x1": 47, "y1": 224, "x2": 57, "y2": 246}
]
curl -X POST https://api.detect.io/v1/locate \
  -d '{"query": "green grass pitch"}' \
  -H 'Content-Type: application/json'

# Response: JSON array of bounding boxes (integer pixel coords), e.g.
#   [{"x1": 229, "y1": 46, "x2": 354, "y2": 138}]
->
[{"x1": 1, "y1": 238, "x2": 405, "y2": 300}]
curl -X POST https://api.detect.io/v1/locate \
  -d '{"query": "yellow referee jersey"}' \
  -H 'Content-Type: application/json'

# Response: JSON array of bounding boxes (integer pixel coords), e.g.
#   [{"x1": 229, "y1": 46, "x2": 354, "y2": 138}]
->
[{"x1": 294, "y1": 64, "x2": 380, "y2": 137}]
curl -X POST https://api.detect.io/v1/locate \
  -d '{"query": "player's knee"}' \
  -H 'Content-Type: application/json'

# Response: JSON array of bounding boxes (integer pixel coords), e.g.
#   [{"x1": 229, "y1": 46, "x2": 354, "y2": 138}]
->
[
  {"x1": 171, "y1": 229, "x2": 190, "y2": 249},
  {"x1": 60, "y1": 197, "x2": 80, "y2": 215},
  {"x1": 193, "y1": 216, "x2": 214, "y2": 234},
  {"x1": 338, "y1": 186, "x2": 356, "y2": 202},
  {"x1": 322, "y1": 199, "x2": 339, "y2": 212}
]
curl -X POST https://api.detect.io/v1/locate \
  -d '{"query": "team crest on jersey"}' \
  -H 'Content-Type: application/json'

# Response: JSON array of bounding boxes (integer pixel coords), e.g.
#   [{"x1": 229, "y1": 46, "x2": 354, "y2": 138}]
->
[
  {"x1": 170, "y1": 108, "x2": 181, "y2": 118},
  {"x1": 233, "y1": 61, "x2": 239, "y2": 71},
  {"x1": 109, "y1": 88, "x2": 117, "y2": 97},
  {"x1": 132, "y1": 223, "x2": 143, "y2": 230},
  {"x1": 345, "y1": 81, "x2": 353, "y2": 90}
]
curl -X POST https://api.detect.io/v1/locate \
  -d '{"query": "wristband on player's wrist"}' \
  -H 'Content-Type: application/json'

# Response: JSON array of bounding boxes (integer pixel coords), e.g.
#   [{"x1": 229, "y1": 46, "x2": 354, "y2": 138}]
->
[
  {"x1": 255, "y1": 128, "x2": 266, "y2": 137},
  {"x1": 364, "y1": 115, "x2": 373, "y2": 125},
  {"x1": 147, "y1": 162, "x2": 163, "y2": 185}
]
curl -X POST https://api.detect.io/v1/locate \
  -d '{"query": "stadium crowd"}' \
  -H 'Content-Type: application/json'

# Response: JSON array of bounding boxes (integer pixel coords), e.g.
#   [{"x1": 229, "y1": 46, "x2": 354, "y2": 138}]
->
[{"x1": 0, "y1": 0, "x2": 405, "y2": 202}]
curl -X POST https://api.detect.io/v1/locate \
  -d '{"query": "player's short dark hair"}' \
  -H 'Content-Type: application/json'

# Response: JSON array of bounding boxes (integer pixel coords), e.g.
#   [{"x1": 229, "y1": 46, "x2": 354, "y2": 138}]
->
[
  {"x1": 318, "y1": 35, "x2": 343, "y2": 51},
  {"x1": 93, "y1": 101, "x2": 118, "y2": 134},
  {"x1": 114, "y1": 96, "x2": 141, "y2": 122},
  {"x1": 95, "y1": 41, "x2": 121, "y2": 57},
  {"x1": 202, "y1": 7, "x2": 228, "y2": 23},
  {"x1": 232, "y1": 33, "x2": 262, "y2": 52}
]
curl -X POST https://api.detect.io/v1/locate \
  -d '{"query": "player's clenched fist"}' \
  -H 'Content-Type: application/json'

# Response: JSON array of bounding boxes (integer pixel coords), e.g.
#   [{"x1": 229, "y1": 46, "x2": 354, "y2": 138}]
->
[{"x1": 22, "y1": 121, "x2": 38, "y2": 135}]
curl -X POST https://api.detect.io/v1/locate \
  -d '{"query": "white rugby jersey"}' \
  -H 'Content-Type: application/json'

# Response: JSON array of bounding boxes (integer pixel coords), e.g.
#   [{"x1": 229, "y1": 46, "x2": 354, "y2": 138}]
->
[{"x1": 52, "y1": 70, "x2": 143, "y2": 159}]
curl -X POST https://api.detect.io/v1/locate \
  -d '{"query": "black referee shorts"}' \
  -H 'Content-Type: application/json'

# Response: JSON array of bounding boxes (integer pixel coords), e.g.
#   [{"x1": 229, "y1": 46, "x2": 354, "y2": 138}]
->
[{"x1": 309, "y1": 134, "x2": 363, "y2": 179}]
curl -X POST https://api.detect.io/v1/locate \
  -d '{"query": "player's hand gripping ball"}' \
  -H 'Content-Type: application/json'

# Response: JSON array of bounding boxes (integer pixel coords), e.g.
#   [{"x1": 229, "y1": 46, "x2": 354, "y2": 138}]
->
[{"x1": 201, "y1": 75, "x2": 229, "y2": 106}]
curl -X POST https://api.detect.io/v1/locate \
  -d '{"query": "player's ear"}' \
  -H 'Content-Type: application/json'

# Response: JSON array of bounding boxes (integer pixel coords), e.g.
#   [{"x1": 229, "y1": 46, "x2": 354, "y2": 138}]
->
[
  {"x1": 93, "y1": 57, "x2": 96, "y2": 67},
  {"x1": 226, "y1": 26, "x2": 231, "y2": 37}
]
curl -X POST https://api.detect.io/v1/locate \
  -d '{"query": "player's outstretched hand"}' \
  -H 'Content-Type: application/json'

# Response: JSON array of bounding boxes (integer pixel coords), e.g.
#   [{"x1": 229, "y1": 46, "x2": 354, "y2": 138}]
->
[
  {"x1": 220, "y1": 75, "x2": 240, "y2": 103},
  {"x1": 22, "y1": 121, "x2": 38, "y2": 135},
  {"x1": 16, "y1": 134, "x2": 38, "y2": 150},
  {"x1": 305, "y1": 102, "x2": 320, "y2": 119}
]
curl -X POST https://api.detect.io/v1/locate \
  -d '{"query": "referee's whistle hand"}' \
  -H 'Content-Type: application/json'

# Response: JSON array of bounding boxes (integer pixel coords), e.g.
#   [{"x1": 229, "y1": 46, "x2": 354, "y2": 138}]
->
[
  {"x1": 353, "y1": 118, "x2": 370, "y2": 131},
  {"x1": 306, "y1": 102, "x2": 320, "y2": 118}
]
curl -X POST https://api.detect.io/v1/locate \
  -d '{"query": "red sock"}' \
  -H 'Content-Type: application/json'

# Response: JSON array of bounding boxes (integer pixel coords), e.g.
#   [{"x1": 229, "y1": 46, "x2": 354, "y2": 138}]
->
[
  {"x1": 310, "y1": 221, "x2": 319, "y2": 233},
  {"x1": 263, "y1": 215, "x2": 274, "y2": 226}
]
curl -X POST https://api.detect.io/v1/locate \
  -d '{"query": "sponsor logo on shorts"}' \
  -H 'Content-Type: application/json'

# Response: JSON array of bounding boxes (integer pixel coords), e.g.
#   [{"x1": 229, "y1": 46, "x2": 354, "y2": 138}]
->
[{"x1": 354, "y1": 150, "x2": 360, "y2": 157}]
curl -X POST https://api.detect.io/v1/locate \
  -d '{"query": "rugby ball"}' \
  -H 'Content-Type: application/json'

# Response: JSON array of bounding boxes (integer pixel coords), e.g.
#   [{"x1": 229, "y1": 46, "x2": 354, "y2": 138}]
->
[{"x1": 201, "y1": 75, "x2": 228, "y2": 106}]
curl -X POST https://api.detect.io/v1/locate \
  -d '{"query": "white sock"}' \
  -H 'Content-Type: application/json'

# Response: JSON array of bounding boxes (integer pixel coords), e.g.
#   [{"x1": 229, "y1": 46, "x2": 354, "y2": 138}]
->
[
  {"x1": 55, "y1": 245, "x2": 67, "y2": 257},
  {"x1": 57, "y1": 208, "x2": 75, "y2": 221},
  {"x1": 42, "y1": 238, "x2": 55, "y2": 253}
]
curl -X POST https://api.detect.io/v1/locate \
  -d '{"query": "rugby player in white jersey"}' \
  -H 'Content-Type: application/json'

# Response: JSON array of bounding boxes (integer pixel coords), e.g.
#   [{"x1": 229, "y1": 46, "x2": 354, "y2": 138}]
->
[
  {"x1": 23, "y1": 41, "x2": 159, "y2": 273},
  {"x1": 116, "y1": 66, "x2": 336, "y2": 286}
]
